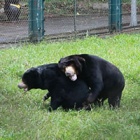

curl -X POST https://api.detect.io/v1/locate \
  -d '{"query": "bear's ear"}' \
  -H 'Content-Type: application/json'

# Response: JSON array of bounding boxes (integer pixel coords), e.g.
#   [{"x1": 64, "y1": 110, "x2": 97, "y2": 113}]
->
[
  {"x1": 74, "y1": 56, "x2": 85, "y2": 72},
  {"x1": 58, "y1": 59, "x2": 61, "y2": 63},
  {"x1": 77, "y1": 56, "x2": 85, "y2": 63},
  {"x1": 25, "y1": 67, "x2": 38, "y2": 77},
  {"x1": 59, "y1": 58, "x2": 69, "y2": 64},
  {"x1": 31, "y1": 68, "x2": 39, "y2": 75},
  {"x1": 58, "y1": 58, "x2": 65, "y2": 69}
]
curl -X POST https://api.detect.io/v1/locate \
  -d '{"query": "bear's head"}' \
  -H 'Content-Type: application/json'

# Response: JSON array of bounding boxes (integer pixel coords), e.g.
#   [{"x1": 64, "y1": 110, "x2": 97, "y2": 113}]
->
[
  {"x1": 18, "y1": 64, "x2": 61, "y2": 91},
  {"x1": 18, "y1": 67, "x2": 42, "y2": 91},
  {"x1": 58, "y1": 55, "x2": 85, "y2": 81}
]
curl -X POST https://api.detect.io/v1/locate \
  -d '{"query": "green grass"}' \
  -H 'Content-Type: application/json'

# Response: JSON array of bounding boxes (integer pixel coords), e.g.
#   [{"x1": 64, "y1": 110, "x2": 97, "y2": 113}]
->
[{"x1": 0, "y1": 34, "x2": 140, "y2": 140}]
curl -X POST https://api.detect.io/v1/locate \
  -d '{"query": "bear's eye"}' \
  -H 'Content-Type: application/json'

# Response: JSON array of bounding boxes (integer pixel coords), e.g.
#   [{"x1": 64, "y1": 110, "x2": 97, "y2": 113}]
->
[{"x1": 62, "y1": 66, "x2": 66, "y2": 72}]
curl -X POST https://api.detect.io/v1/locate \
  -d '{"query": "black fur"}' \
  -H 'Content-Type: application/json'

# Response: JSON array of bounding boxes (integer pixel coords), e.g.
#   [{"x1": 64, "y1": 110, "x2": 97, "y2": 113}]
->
[
  {"x1": 58, "y1": 54, "x2": 125, "y2": 108},
  {"x1": 18, "y1": 63, "x2": 90, "y2": 110}
]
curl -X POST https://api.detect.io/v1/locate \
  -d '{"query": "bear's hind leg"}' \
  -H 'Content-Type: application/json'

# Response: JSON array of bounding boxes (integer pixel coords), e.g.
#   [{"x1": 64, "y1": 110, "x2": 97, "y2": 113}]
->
[{"x1": 108, "y1": 92, "x2": 122, "y2": 108}]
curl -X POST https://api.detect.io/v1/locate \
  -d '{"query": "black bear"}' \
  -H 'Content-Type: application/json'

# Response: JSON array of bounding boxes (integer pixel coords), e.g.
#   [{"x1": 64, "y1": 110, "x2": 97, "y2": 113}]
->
[
  {"x1": 18, "y1": 63, "x2": 90, "y2": 110},
  {"x1": 58, "y1": 54, "x2": 125, "y2": 108},
  {"x1": 4, "y1": 0, "x2": 21, "y2": 21}
]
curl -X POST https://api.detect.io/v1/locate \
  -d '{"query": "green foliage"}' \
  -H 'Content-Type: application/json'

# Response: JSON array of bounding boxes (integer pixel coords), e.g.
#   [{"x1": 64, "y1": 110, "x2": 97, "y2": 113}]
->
[
  {"x1": 44, "y1": 0, "x2": 140, "y2": 16},
  {"x1": 45, "y1": 0, "x2": 140, "y2": 3},
  {"x1": 0, "y1": 34, "x2": 140, "y2": 140}
]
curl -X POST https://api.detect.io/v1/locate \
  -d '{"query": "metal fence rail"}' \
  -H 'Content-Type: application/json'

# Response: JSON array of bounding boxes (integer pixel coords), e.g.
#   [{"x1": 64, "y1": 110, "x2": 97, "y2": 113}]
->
[{"x1": 0, "y1": 0, "x2": 140, "y2": 44}]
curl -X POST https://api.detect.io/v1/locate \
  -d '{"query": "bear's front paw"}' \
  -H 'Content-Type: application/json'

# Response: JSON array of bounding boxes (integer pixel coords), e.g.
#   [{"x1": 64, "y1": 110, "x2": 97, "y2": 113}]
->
[
  {"x1": 87, "y1": 93, "x2": 95, "y2": 103},
  {"x1": 43, "y1": 94, "x2": 49, "y2": 101}
]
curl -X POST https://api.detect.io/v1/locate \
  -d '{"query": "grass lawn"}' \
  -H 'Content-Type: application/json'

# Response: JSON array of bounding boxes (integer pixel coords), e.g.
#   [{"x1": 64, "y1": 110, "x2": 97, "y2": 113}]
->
[{"x1": 0, "y1": 34, "x2": 140, "y2": 140}]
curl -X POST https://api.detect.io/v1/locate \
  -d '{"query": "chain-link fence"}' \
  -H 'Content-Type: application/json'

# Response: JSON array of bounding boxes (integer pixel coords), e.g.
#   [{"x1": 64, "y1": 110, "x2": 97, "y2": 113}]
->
[
  {"x1": 0, "y1": 0, "x2": 140, "y2": 44},
  {"x1": 0, "y1": 0, "x2": 28, "y2": 43}
]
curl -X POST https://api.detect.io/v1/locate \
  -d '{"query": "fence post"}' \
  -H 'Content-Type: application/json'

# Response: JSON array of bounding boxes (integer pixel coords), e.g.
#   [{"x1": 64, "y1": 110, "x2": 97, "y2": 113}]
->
[
  {"x1": 28, "y1": 0, "x2": 45, "y2": 42},
  {"x1": 74, "y1": 0, "x2": 77, "y2": 39},
  {"x1": 109, "y1": 0, "x2": 122, "y2": 32},
  {"x1": 130, "y1": 0, "x2": 137, "y2": 26}
]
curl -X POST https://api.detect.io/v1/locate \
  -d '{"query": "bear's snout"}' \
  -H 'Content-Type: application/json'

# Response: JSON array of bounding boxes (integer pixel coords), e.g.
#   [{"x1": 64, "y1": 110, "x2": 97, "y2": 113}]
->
[
  {"x1": 18, "y1": 82, "x2": 28, "y2": 91},
  {"x1": 65, "y1": 66, "x2": 75, "y2": 76}
]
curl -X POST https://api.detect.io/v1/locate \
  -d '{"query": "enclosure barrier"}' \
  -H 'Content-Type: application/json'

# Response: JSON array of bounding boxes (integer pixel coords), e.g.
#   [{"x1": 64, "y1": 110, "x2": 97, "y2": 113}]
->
[
  {"x1": 109, "y1": 0, "x2": 122, "y2": 32},
  {"x1": 0, "y1": 0, "x2": 139, "y2": 44},
  {"x1": 28, "y1": 0, "x2": 45, "y2": 42}
]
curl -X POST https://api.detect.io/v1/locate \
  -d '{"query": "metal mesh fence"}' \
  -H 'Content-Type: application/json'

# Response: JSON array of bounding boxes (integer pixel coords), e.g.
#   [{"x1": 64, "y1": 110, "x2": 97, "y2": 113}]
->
[
  {"x1": 0, "y1": 0, "x2": 140, "y2": 44},
  {"x1": 0, "y1": 0, "x2": 28, "y2": 43},
  {"x1": 44, "y1": 0, "x2": 109, "y2": 39}
]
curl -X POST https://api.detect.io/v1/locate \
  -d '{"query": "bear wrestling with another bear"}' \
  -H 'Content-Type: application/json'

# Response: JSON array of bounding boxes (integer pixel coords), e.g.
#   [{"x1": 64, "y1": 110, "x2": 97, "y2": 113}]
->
[
  {"x1": 58, "y1": 54, "x2": 125, "y2": 108},
  {"x1": 18, "y1": 54, "x2": 125, "y2": 110},
  {"x1": 18, "y1": 63, "x2": 90, "y2": 111}
]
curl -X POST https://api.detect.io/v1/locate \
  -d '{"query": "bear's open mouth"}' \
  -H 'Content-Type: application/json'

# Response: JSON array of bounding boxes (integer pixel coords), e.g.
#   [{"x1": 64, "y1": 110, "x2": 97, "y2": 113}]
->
[
  {"x1": 68, "y1": 74, "x2": 77, "y2": 81},
  {"x1": 65, "y1": 66, "x2": 77, "y2": 81},
  {"x1": 18, "y1": 81, "x2": 28, "y2": 91}
]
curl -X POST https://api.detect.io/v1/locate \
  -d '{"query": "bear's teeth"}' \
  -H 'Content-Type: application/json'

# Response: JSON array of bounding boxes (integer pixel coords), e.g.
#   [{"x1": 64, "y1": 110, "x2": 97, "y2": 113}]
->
[
  {"x1": 24, "y1": 88, "x2": 28, "y2": 92},
  {"x1": 70, "y1": 74, "x2": 77, "y2": 81}
]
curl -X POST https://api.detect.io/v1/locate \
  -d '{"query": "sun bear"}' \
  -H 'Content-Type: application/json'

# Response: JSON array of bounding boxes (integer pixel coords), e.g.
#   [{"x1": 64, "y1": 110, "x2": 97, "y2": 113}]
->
[
  {"x1": 58, "y1": 54, "x2": 125, "y2": 108},
  {"x1": 18, "y1": 63, "x2": 90, "y2": 110}
]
